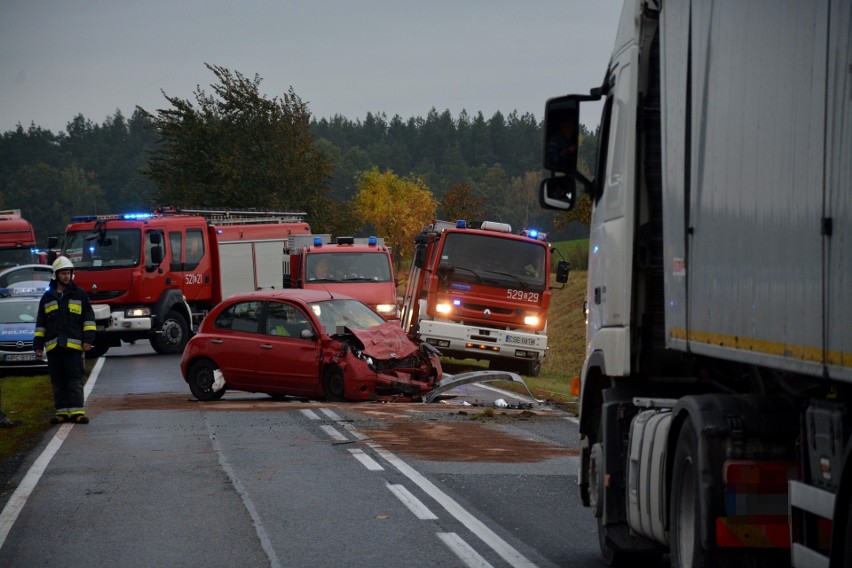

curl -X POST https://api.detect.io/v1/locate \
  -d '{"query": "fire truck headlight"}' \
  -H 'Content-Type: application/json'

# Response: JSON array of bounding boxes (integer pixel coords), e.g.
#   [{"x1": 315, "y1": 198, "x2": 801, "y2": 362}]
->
[
  {"x1": 375, "y1": 304, "x2": 396, "y2": 315},
  {"x1": 524, "y1": 315, "x2": 540, "y2": 326},
  {"x1": 435, "y1": 302, "x2": 452, "y2": 314},
  {"x1": 125, "y1": 307, "x2": 151, "y2": 318}
]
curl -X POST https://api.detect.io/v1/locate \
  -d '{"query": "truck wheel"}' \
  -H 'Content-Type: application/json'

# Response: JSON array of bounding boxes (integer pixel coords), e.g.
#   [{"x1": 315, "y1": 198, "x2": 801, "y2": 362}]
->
[
  {"x1": 670, "y1": 420, "x2": 705, "y2": 567},
  {"x1": 85, "y1": 343, "x2": 110, "y2": 359},
  {"x1": 322, "y1": 366, "x2": 345, "y2": 401},
  {"x1": 526, "y1": 360, "x2": 542, "y2": 377},
  {"x1": 188, "y1": 360, "x2": 226, "y2": 401},
  {"x1": 150, "y1": 310, "x2": 189, "y2": 355}
]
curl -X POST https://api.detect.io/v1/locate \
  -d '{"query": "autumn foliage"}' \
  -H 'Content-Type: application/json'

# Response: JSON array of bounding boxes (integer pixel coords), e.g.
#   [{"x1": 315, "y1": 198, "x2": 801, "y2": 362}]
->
[{"x1": 353, "y1": 167, "x2": 437, "y2": 268}]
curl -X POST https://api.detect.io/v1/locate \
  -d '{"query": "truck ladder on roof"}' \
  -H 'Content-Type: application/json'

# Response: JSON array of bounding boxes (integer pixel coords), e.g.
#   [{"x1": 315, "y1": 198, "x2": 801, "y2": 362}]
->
[{"x1": 157, "y1": 206, "x2": 307, "y2": 225}]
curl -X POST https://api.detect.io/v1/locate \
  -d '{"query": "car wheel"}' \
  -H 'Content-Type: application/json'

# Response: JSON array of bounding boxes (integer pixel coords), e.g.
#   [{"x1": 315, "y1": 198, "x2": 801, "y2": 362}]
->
[
  {"x1": 188, "y1": 359, "x2": 225, "y2": 401},
  {"x1": 322, "y1": 366, "x2": 345, "y2": 401},
  {"x1": 150, "y1": 310, "x2": 189, "y2": 355}
]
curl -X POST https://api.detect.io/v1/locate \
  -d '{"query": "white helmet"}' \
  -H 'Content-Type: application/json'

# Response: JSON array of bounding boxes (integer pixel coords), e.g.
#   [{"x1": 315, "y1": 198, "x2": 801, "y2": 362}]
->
[{"x1": 51, "y1": 256, "x2": 74, "y2": 275}]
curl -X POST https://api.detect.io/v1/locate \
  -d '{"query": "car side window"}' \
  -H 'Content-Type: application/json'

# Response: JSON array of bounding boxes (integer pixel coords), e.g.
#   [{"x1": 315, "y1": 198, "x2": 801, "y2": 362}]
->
[
  {"x1": 265, "y1": 301, "x2": 313, "y2": 338},
  {"x1": 215, "y1": 300, "x2": 263, "y2": 333}
]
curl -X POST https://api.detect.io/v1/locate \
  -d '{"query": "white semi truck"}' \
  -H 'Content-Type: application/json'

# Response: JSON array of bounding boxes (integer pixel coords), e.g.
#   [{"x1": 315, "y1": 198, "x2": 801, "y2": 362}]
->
[{"x1": 539, "y1": 1, "x2": 850, "y2": 566}]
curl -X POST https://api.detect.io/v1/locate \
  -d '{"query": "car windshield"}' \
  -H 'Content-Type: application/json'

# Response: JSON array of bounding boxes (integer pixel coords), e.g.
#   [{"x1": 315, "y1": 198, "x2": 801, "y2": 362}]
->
[
  {"x1": 309, "y1": 298, "x2": 385, "y2": 334},
  {"x1": 63, "y1": 228, "x2": 141, "y2": 269},
  {"x1": 0, "y1": 298, "x2": 39, "y2": 324}
]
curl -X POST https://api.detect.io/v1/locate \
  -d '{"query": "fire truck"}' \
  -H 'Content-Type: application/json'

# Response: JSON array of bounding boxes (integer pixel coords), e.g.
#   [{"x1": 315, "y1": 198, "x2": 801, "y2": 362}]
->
[
  {"x1": 283, "y1": 234, "x2": 399, "y2": 320},
  {"x1": 400, "y1": 219, "x2": 569, "y2": 376},
  {"x1": 59, "y1": 207, "x2": 311, "y2": 357},
  {"x1": 0, "y1": 209, "x2": 42, "y2": 267}
]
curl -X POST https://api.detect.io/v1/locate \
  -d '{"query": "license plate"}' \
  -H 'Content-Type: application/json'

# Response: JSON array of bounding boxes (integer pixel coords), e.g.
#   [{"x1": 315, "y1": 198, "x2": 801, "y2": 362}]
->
[
  {"x1": 505, "y1": 335, "x2": 536, "y2": 346},
  {"x1": 4, "y1": 353, "x2": 36, "y2": 362}
]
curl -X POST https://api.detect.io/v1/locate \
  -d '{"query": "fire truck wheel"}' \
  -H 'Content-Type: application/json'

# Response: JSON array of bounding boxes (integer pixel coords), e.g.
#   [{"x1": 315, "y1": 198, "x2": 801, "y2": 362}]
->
[
  {"x1": 322, "y1": 366, "x2": 345, "y2": 402},
  {"x1": 187, "y1": 359, "x2": 226, "y2": 401},
  {"x1": 150, "y1": 310, "x2": 189, "y2": 355},
  {"x1": 526, "y1": 360, "x2": 542, "y2": 377}
]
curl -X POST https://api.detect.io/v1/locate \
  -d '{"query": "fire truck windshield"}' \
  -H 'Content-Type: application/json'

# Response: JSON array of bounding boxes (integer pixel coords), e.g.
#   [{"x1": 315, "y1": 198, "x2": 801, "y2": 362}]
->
[
  {"x1": 440, "y1": 233, "x2": 547, "y2": 290},
  {"x1": 307, "y1": 252, "x2": 392, "y2": 283},
  {"x1": 63, "y1": 229, "x2": 142, "y2": 269}
]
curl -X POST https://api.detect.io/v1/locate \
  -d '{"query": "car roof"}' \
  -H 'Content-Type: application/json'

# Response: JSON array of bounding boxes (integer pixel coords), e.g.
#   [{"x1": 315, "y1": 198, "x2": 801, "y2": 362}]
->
[{"x1": 224, "y1": 288, "x2": 359, "y2": 304}]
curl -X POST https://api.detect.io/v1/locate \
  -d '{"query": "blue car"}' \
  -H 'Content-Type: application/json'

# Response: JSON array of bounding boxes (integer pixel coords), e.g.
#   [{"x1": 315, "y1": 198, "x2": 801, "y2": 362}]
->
[{"x1": 0, "y1": 265, "x2": 52, "y2": 373}]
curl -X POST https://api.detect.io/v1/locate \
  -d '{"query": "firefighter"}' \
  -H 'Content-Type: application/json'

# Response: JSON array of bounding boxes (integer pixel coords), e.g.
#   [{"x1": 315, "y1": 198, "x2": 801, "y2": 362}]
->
[{"x1": 34, "y1": 256, "x2": 96, "y2": 424}]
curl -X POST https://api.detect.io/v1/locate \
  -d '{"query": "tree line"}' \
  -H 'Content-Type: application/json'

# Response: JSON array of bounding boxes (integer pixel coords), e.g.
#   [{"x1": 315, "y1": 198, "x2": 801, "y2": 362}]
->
[{"x1": 0, "y1": 65, "x2": 594, "y2": 258}]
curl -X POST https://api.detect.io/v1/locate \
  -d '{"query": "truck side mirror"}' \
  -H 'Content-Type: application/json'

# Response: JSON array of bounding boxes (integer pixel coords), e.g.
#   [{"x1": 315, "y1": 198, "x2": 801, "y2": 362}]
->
[
  {"x1": 556, "y1": 260, "x2": 570, "y2": 284},
  {"x1": 539, "y1": 177, "x2": 576, "y2": 211}
]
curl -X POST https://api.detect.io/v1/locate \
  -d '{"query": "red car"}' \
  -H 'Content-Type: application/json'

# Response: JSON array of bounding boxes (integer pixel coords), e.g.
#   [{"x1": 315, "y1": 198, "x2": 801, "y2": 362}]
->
[{"x1": 179, "y1": 289, "x2": 442, "y2": 402}]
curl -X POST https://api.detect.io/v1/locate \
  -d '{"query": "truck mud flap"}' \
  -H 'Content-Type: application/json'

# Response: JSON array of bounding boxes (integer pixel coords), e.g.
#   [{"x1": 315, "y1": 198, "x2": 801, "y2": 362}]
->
[{"x1": 422, "y1": 370, "x2": 542, "y2": 403}]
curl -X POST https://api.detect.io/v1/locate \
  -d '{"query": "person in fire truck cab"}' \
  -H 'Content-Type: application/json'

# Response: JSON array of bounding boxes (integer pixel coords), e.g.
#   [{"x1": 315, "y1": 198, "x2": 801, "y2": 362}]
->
[
  {"x1": 308, "y1": 255, "x2": 340, "y2": 281},
  {"x1": 33, "y1": 256, "x2": 96, "y2": 425}
]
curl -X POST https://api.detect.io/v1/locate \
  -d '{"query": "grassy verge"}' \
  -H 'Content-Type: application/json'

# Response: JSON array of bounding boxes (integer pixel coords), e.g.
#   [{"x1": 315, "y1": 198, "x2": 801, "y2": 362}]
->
[{"x1": 0, "y1": 360, "x2": 97, "y2": 475}]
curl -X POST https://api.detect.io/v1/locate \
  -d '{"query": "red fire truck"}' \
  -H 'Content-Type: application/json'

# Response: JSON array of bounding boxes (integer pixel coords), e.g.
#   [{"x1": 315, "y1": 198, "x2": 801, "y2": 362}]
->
[
  {"x1": 0, "y1": 209, "x2": 42, "y2": 267},
  {"x1": 283, "y1": 235, "x2": 399, "y2": 320},
  {"x1": 400, "y1": 219, "x2": 569, "y2": 376},
  {"x1": 59, "y1": 207, "x2": 311, "y2": 357}
]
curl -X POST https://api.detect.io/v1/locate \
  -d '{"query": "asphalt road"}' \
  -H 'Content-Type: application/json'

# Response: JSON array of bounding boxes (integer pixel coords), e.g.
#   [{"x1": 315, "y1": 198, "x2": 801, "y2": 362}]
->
[{"x1": 0, "y1": 343, "x2": 614, "y2": 567}]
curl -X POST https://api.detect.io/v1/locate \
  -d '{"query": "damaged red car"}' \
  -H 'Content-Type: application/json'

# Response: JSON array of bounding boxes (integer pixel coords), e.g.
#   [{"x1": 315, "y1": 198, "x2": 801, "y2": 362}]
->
[{"x1": 179, "y1": 289, "x2": 442, "y2": 402}]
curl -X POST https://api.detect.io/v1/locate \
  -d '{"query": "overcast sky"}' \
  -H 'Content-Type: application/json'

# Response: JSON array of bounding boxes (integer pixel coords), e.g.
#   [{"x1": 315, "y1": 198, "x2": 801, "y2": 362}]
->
[{"x1": 1, "y1": 1, "x2": 622, "y2": 134}]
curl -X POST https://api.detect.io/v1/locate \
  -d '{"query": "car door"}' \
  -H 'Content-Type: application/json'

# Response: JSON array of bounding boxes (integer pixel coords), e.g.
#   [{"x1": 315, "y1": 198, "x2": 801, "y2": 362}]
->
[
  {"x1": 206, "y1": 300, "x2": 264, "y2": 387},
  {"x1": 253, "y1": 300, "x2": 321, "y2": 395}
]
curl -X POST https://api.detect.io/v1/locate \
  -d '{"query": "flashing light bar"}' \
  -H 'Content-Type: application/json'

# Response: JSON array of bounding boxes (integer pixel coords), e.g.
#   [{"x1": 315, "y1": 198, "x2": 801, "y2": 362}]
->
[
  {"x1": 70, "y1": 212, "x2": 154, "y2": 223},
  {"x1": 456, "y1": 220, "x2": 467, "y2": 228},
  {"x1": 479, "y1": 221, "x2": 512, "y2": 233}
]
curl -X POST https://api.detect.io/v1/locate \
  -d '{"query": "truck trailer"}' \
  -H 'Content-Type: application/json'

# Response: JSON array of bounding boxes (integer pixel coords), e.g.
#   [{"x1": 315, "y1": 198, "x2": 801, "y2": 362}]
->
[
  {"x1": 60, "y1": 207, "x2": 311, "y2": 357},
  {"x1": 539, "y1": 1, "x2": 850, "y2": 566}
]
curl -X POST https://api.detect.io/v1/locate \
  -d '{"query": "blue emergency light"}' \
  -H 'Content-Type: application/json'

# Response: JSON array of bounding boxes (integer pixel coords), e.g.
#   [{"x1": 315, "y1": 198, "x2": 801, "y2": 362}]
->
[
  {"x1": 313, "y1": 237, "x2": 323, "y2": 246},
  {"x1": 368, "y1": 236, "x2": 378, "y2": 245}
]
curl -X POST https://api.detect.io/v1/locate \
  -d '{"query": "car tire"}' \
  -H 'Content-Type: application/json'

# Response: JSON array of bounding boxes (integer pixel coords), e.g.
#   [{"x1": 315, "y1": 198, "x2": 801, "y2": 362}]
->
[
  {"x1": 188, "y1": 359, "x2": 226, "y2": 401},
  {"x1": 322, "y1": 366, "x2": 345, "y2": 402}
]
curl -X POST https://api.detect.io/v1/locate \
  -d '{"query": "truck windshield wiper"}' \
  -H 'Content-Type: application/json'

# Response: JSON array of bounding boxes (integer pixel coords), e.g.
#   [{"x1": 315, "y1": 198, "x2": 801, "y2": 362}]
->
[
  {"x1": 481, "y1": 270, "x2": 530, "y2": 289},
  {"x1": 449, "y1": 266, "x2": 483, "y2": 282}
]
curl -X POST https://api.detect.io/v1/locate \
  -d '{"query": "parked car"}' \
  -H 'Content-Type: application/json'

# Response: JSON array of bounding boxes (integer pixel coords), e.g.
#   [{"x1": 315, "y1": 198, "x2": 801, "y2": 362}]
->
[
  {"x1": 0, "y1": 291, "x2": 48, "y2": 372},
  {"x1": 179, "y1": 289, "x2": 442, "y2": 402},
  {"x1": 0, "y1": 264, "x2": 53, "y2": 292}
]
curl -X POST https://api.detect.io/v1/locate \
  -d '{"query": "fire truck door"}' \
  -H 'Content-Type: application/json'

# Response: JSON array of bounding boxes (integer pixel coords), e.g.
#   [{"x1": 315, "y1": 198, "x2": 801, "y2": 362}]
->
[{"x1": 168, "y1": 228, "x2": 212, "y2": 302}]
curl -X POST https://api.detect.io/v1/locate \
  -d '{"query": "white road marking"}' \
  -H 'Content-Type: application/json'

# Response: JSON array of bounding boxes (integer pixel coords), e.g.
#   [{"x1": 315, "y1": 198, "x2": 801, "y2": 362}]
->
[
  {"x1": 386, "y1": 483, "x2": 437, "y2": 520},
  {"x1": 369, "y1": 443, "x2": 538, "y2": 568},
  {"x1": 437, "y1": 532, "x2": 495, "y2": 568},
  {"x1": 319, "y1": 408, "x2": 341, "y2": 420},
  {"x1": 300, "y1": 409, "x2": 321, "y2": 420},
  {"x1": 348, "y1": 448, "x2": 384, "y2": 471},
  {"x1": 0, "y1": 357, "x2": 105, "y2": 551},
  {"x1": 320, "y1": 424, "x2": 349, "y2": 442}
]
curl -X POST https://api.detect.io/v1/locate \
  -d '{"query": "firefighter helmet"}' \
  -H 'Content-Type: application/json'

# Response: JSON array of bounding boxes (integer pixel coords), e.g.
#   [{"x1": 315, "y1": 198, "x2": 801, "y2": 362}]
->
[{"x1": 51, "y1": 256, "x2": 75, "y2": 275}]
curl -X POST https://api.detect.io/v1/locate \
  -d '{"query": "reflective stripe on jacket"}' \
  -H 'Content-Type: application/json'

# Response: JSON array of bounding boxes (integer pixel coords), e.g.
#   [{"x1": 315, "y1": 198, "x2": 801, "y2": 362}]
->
[{"x1": 34, "y1": 281, "x2": 96, "y2": 352}]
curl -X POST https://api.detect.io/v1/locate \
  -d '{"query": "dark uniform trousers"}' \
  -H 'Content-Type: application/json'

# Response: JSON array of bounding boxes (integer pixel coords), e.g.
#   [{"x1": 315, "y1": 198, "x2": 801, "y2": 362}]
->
[{"x1": 47, "y1": 346, "x2": 85, "y2": 413}]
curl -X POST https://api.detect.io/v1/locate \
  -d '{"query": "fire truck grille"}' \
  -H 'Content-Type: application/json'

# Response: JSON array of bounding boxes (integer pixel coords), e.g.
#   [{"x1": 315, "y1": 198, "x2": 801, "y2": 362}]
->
[
  {"x1": 0, "y1": 340, "x2": 34, "y2": 352},
  {"x1": 461, "y1": 303, "x2": 514, "y2": 315},
  {"x1": 88, "y1": 290, "x2": 127, "y2": 301}
]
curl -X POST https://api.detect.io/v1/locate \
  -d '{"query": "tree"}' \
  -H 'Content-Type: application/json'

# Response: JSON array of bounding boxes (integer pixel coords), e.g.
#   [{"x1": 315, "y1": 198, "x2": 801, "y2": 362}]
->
[
  {"x1": 352, "y1": 167, "x2": 437, "y2": 267},
  {"x1": 440, "y1": 181, "x2": 487, "y2": 222},
  {"x1": 139, "y1": 64, "x2": 334, "y2": 222}
]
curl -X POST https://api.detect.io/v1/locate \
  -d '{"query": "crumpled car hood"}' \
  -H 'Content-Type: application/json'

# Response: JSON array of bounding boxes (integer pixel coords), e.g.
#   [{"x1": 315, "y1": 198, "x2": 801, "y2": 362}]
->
[{"x1": 349, "y1": 322, "x2": 419, "y2": 360}]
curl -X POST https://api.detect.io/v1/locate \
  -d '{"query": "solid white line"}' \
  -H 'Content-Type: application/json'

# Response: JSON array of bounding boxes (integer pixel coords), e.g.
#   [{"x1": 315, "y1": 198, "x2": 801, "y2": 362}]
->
[
  {"x1": 348, "y1": 448, "x2": 384, "y2": 471},
  {"x1": 319, "y1": 408, "x2": 341, "y2": 421},
  {"x1": 0, "y1": 356, "x2": 106, "y2": 551},
  {"x1": 320, "y1": 424, "x2": 349, "y2": 442},
  {"x1": 386, "y1": 483, "x2": 437, "y2": 520},
  {"x1": 300, "y1": 409, "x2": 320, "y2": 420},
  {"x1": 437, "y1": 532, "x2": 495, "y2": 568},
  {"x1": 369, "y1": 443, "x2": 538, "y2": 568}
]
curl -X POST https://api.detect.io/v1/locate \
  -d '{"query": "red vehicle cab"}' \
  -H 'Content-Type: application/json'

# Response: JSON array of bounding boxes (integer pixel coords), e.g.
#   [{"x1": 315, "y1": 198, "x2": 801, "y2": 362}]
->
[{"x1": 179, "y1": 289, "x2": 442, "y2": 402}]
